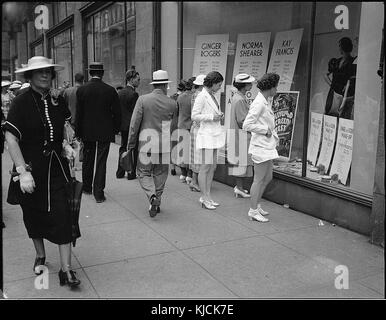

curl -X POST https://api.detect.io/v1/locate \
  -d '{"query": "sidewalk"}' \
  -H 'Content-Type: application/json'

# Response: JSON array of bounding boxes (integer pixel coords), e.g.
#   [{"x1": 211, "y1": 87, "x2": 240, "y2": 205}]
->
[{"x1": 1, "y1": 143, "x2": 384, "y2": 299}]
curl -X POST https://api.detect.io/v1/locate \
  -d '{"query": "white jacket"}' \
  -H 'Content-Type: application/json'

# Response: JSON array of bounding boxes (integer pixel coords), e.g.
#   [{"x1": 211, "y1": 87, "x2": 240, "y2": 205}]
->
[
  {"x1": 242, "y1": 92, "x2": 279, "y2": 151},
  {"x1": 191, "y1": 88, "x2": 225, "y2": 149}
]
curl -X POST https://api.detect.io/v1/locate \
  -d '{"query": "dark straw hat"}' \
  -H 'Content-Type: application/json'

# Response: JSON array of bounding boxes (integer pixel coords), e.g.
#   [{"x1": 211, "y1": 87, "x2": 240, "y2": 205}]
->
[{"x1": 87, "y1": 62, "x2": 104, "y2": 71}]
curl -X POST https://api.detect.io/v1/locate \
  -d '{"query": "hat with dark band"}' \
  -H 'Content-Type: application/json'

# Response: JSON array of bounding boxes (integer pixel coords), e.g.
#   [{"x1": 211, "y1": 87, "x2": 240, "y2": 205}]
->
[
  {"x1": 150, "y1": 70, "x2": 172, "y2": 84},
  {"x1": 87, "y1": 62, "x2": 104, "y2": 71},
  {"x1": 234, "y1": 73, "x2": 256, "y2": 83}
]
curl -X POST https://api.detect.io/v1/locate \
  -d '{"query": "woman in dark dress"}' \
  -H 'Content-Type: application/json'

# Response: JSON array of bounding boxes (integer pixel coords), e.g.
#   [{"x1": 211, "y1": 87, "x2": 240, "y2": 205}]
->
[
  {"x1": 3, "y1": 56, "x2": 80, "y2": 287},
  {"x1": 324, "y1": 37, "x2": 356, "y2": 119}
]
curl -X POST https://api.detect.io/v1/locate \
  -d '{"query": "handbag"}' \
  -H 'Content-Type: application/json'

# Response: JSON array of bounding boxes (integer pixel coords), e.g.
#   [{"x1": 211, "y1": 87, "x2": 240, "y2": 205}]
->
[
  {"x1": 64, "y1": 121, "x2": 75, "y2": 143},
  {"x1": 120, "y1": 149, "x2": 135, "y2": 174}
]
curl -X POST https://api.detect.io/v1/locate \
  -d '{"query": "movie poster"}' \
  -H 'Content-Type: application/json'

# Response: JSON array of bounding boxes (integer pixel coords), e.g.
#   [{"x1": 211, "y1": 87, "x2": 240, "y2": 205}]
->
[
  {"x1": 316, "y1": 115, "x2": 337, "y2": 171},
  {"x1": 307, "y1": 112, "x2": 324, "y2": 165},
  {"x1": 192, "y1": 34, "x2": 229, "y2": 92},
  {"x1": 272, "y1": 91, "x2": 300, "y2": 159},
  {"x1": 329, "y1": 118, "x2": 354, "y2": 185},
  {"x1": 267, "y1": 28, "x2": 303, "y2": 91}
]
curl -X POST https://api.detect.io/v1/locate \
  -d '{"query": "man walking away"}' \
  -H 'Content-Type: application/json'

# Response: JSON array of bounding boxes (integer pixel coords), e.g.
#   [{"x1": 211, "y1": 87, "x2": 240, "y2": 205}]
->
[
  {"x1": 116, "y1": 69, "x2": 140, "y2": 180},
  {"x1": 64, "y1": 73, "x2": 84, "y2": 127},
  {"x1": 75, "y1": 62, "x2": 121, "y2": 203},
  {"x1": 127, "y1": 70, "x2": 177, "y2": 217}
]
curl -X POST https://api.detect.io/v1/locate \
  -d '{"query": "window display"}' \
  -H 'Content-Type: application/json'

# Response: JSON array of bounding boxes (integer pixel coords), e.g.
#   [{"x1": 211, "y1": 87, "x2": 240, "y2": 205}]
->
[
  {"x1": 49, "y1": 28, "x2": 73, "y2": 88},
  {"x1": 85, "y1": 2, "x2": 136, "y2": 88},
  {"x1": 181, "y1": 2, "x2": 383, "y2": 196}
]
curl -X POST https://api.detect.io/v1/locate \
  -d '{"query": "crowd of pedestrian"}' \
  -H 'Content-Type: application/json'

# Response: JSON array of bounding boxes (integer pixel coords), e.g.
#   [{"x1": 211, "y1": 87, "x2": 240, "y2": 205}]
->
[{"x1": 1, "y1": 54, "x2": 281, "y2": 289}]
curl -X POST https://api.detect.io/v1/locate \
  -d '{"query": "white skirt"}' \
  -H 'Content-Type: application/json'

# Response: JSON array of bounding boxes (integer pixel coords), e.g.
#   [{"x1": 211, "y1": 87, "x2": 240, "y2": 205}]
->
[
  {"x1": 196, "y1": 129, "x2": 225, "y2": 150},
  {"x1": 249, "y1": 145, "x2": 279, "y2": 164}
]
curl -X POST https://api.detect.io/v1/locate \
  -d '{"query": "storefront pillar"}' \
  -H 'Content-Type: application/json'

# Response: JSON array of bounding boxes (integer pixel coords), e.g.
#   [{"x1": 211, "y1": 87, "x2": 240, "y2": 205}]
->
[{"x1": 370, "y1": 62, "x2": 385, "y2": 247}]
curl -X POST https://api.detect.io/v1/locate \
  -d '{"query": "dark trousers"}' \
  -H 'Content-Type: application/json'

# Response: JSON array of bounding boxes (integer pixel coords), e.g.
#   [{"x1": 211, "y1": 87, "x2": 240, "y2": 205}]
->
[
  {"x1": 116, "y1": 129, "x2": 138, "y2": 179},
  {"x1": 82, "y1": 141, "x2": 110, "y2": 198}
]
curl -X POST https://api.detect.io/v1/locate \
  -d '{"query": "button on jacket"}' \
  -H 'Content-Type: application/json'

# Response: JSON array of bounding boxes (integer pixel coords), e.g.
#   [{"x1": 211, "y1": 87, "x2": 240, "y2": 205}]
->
[
  {"x1": 127, "y1": 89, "x2": 177, "y2": 154},
  {"x1": 243, "y1": 92, "x2": 279, "y2": 154},
  {"x1": 191, "y1": 88, "x2": 225, "y2": 149}
]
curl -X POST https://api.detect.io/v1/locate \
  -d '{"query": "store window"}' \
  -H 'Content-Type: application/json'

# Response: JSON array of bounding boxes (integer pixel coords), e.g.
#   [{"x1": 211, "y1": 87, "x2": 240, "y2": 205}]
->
[
  {"x1": 49, "y1": 27, "x2": 74, "y2": 88},
  {"x1": 85, "y1": 2, "x2": 136, "y2": 88},
  {"x1": 181, "y1": 2, "x2": 383, "y2": 196},
  {"x1": 307, "y1": 2, "x2": 383, "y2": 195},
  {"x1": 181, "y1": 2, "x2": 313, "y2": 171},
  {"x1": 31, "y1": 42, "x2": 43, "y2": 56}
]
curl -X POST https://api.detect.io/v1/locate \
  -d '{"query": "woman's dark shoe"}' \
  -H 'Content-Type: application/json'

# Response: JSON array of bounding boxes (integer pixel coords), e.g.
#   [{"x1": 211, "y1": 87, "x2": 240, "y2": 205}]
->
[
  {"x1": 59, "y1": 269, "x2": 81, "y2": 287},
  {"x1": 33, "y1": 257, "x2": 46, "y2": 275}
]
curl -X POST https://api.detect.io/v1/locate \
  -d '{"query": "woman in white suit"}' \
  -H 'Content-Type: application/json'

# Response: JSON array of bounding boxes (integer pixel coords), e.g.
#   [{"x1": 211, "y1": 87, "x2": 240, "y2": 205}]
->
[
  {"x1": 191, "y1": 71, "x2": 225, "y2": 210},
  {"x1": 243, "y1": 73, "x2": 280, "y2": 222}
]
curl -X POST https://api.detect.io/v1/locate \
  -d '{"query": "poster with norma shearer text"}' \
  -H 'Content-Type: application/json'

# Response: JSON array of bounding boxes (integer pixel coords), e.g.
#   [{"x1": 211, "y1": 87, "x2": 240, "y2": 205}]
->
[
  {"x1": 307, "y1": 112, "x2": 323, "y2": 165},
  {"x1": 232, "y1": 32, "x2": 271, "y2": 103},
  {"x1": 267, "y1": 28, "x2": 303, "y2": 91},
  {"x1": 192, "y1": 34, "x2": 229, "y2": 92},
  {"x1": 329, "y1": 119, "x2": 354, "y2": 185},
  {"x1": 316, "y1": 115, "x2": 337, "y2": 171},
  {"x1": 272, "y1": 91, "x2": 299, "y2": 160}
]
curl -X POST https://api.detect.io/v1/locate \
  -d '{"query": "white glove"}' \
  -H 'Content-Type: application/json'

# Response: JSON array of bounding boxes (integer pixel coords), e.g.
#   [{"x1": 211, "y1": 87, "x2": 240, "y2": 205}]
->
[
  {"x1": 63, "y1": 143, "x2": 76, "y2": 160},
  {"x1": 19, "y1": 172, "x2": 35, "y2": 194}
]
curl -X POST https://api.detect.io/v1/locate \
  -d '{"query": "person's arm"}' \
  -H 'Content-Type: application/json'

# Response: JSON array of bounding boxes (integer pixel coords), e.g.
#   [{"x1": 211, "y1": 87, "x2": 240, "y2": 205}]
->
[
  {"x1": 242, "y1": 101, "x2": 270, "y2": 135},
  {"x1": 127, "y1": 96, "x2": 143, "y2": 150},
  {"x1": 111, "y1": 89, "x2": 121, "y2": 134},
  {"x1": 5, "y1": 131, "x2": 35, "y2": 193},
  {"x1": 74, "y1": 89, "x2": 83, "y2": 139},
  {"x1": 191, "y1": 93, "x2": 215, "y2": 122},
  {"x1": 235, "y1": 100, "x2": 248, "y2": 129}
]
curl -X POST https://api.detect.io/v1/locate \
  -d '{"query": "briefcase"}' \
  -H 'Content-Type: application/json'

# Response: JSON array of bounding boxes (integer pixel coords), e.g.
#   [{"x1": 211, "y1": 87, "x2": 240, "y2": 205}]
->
[{"x1": 120, "y1": 149, "x2": 135, "y2": 175}]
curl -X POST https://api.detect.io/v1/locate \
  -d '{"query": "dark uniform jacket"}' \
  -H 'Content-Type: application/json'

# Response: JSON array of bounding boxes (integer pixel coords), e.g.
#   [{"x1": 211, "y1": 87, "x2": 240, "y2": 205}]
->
[
  {"x1": 128, "y1": 89, "x2": 177, "y2": 154},
  {"x1": 118, "y1": 85, "x2": 139, "y2": 131},
  {"x1": 75, "y1": 78, "x2": 121, "y2": 142}
]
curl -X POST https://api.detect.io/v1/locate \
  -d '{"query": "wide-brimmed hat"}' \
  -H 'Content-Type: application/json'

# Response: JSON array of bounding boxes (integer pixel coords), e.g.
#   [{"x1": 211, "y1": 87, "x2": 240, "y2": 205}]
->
[
  {"x1": 1, "y1": 80, "x2": 11, "y2": 87},
  {"x1": 15, "y1": 56, "x2": 64, "y2": 74},
  {"x1": 234, "y1": 73, "x2": 255, "y2": 83},
  {"x1": 20, "y1": 83, "x2": 31, "y2": 90},
  {"x1": 193, "y1": 74, "x2": 206, "y2": 86},
  {"x1": 87, "y1": 62, "x2": 104, "y2": 71},
  {"x1": 9, "y1": 80, "x2": 22, "y2": 89},
  {"x1": 150, "y1": 70, "x2": 172, "y2": 84}
]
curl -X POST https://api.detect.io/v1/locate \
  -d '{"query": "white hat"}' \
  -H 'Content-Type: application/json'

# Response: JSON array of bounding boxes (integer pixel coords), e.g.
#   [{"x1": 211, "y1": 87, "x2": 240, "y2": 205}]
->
[
  {"x1": 9, "y1": 81, "x2": 22, "y2": 89},
  {"x1": 1, "y1": 80, "x2": 11, "y2": 87},
  {"x1": 20, "y1": 83, "x2": 31, "y2": 90},
  {"x1": 15, "y1": 56, "x2": 64, "y2": 74},
  {"x1": 193, "y1": 74, "x2": 206, "y2": 86},
  {"x1": 234, "y1": 73, "x2": 255, "y2": 83},
  {"x1": 150, "y1": 70, "x2": 172, "y2": 84}
]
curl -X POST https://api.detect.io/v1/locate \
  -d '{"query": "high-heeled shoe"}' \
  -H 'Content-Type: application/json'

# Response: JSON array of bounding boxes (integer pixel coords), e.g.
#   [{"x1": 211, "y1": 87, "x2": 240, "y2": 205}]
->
[
  {"x1": 209, "y1": 199, "x2": 220, "y2": 207},
  {"x1": 202, "y1": 200, "x2": 216, "y2": 210},
  {"x1": 59, "y1": 269, "x2": 81, "y2": 287},
  {"x1": 257, "y1": 204, "x2": 269, "y2": 216},
  {"x1": 248, "y1": 208, "x2": 269, "y2": 222},
  {"x1": 189, "y1": 183, "x2": 201, "y2": 192},
  {"x1": 33, "y1": 257, "x2": 46, "y2": 275},
  {"x1": 234, "y1": 186, "x2": 251, "y2": 198}
]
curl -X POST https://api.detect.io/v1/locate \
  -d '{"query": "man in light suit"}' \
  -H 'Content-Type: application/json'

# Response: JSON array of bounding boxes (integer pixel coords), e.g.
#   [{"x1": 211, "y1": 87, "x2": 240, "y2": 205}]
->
[
  {"x1": 75, "y1": 62, "x2": 121, "y2": 203},
  {"x1": 127, "y1": 70, "x2": 177, "y2": 217}
]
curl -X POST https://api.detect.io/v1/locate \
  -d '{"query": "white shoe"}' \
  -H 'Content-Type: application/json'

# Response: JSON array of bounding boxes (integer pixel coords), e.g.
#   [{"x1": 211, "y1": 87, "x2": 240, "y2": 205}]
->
[
  {"x1": 234, "y1": 186, "x2": 251, "y2": 198},
  {"x1": 257, "y1": 204, "x2": 269, "y2": 216},
  {"x1": 179, "y1": 175, "x2": 187, "y2": 183},
  {"x1": 209, "y1": 199, "x2": 220, "y2": 207},
  {"x1": 186, "y1": 177, "x2": 193, "y2": 184},
  {"x1": 248, "y1": 208, "x2": 269, "y2": 222}
]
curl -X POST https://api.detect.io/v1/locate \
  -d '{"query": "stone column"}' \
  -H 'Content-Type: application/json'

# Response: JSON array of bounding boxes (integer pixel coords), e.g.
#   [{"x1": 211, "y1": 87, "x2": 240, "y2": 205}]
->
[
  {"x1": 134, "y1": 2, "x2": 154, "y2": 95},
  {"x1": 370, "y1": 62, "x2": 385, "y2": 247}
]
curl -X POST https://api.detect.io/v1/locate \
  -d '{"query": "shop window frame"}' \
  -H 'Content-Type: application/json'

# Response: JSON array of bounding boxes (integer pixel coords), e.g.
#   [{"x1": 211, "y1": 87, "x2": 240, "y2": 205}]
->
[{"x1": 177, "y1": 1, "x2": 373, "y2": 207}]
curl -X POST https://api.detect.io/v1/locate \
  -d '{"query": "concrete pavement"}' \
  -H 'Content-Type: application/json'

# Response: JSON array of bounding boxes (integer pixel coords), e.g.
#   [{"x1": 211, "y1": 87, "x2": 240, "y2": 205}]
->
[{"x1": 1, "y1": 142, "x2": 384, "y2": 298}]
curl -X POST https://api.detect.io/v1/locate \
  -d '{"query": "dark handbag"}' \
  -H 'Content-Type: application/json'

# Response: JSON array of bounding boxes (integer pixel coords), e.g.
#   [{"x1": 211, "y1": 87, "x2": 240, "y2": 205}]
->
[{"x1": 120, "y1": 149, "x2": 135, "y2": 175}]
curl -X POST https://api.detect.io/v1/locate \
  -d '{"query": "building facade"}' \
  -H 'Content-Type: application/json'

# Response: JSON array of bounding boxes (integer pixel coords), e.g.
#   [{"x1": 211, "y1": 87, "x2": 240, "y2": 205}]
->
[{"x1": 2, "y1": 2, "x2": 384, "y2": 245}]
